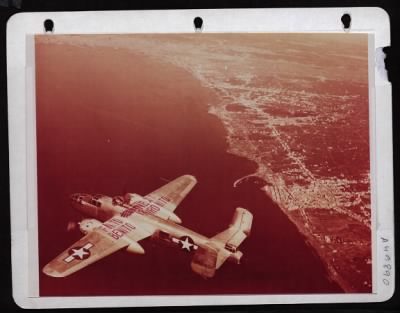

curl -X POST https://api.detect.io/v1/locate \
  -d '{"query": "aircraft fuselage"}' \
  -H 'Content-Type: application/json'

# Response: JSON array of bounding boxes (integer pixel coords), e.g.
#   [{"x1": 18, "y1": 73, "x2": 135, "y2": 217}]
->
[
  {"x1": 43, "y1": 175, "x2": 250, "y2": 279},
  {"x1": 70, "y1": 193, "x2": 215, "y2": 253}
]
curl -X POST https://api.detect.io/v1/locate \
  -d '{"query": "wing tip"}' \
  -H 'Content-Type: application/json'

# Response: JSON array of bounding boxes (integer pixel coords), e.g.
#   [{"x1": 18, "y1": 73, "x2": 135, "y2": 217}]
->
[
  {"x1": 236, "y1": 207, "x2": 253, "y2": 217},
  {"x1": 183, "y1": 174, "x2": 197, "y2": 184},
  {"x1": 42, "y1": 264, "x2": 65, "y2": 278}
]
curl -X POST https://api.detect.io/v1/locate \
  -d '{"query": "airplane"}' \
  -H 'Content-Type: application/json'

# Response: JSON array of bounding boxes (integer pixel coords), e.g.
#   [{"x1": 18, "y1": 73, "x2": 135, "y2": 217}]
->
[{"x1": 42, "y1": 175, "x2": 253, "y2": 279}]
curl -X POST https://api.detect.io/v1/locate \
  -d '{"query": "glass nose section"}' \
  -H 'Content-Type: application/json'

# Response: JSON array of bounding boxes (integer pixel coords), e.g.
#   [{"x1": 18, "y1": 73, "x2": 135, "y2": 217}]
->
[{"x1": 70, "y1": 193, "x2": 91, "y2": 203}]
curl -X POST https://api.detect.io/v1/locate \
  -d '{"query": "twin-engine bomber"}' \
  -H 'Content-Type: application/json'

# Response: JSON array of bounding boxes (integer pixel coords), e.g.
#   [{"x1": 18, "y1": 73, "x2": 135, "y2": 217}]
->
[{"x1": 43, "y1": 175, "x2": 253, "y2": 278}]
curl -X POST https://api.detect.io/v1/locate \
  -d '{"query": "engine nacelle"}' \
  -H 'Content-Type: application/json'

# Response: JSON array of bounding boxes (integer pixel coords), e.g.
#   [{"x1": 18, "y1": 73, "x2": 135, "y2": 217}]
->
[
  {"x1": 227, "y1": 250, "x2": 243, "y2": 264},
  {"x1": 126, "y1": 241, "x2": 145, "y2": 254},
  {"x1": 79, "y1": 218, "x2": 102, "y2": 234}
]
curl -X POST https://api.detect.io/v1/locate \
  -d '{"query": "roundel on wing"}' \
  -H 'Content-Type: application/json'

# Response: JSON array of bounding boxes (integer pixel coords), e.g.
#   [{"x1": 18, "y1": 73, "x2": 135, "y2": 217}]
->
[
  {"x1": 178, "y1": 236, "x2": 196, "y2": 252},
  {"x1": 68, "y1": 246, "x2": 91, "y2": 260}
]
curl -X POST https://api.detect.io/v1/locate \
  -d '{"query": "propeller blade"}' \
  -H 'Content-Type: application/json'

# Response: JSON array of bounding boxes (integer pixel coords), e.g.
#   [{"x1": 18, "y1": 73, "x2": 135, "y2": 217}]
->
[{"x1": 66, "y1": 221, "x2": 77, "y2": 232}]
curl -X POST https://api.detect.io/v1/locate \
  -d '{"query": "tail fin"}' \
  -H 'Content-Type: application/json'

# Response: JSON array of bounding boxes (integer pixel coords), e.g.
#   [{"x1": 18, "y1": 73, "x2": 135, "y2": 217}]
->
[
  {"x1": 212, "y1": 207, "x2": 253, "y2": 250},
  {"x1": 190, "y1": 207, "x2": 253, "y2": 278}
]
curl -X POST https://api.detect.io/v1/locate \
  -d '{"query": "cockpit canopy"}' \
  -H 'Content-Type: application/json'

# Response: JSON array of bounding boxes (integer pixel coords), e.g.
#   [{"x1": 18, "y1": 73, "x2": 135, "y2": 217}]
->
[
  {"x1": 112, "y1": 196, "x2": 125, "y2": 206},
  {"x1": 70, "y1": 193, "x2": 103, "y2": 207},
  {"x1": 88, "y1": 194, "x2": 106, "y2": 207},
  {"x1": 89, "y1": 198, "x2": 102, "y2": 207}
]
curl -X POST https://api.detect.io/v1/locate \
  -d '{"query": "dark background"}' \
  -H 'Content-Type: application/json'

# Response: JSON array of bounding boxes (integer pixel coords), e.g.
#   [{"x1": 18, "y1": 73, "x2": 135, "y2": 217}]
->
[{"x1": 1, "y1": 0, "x2": 398, "y2": 312}]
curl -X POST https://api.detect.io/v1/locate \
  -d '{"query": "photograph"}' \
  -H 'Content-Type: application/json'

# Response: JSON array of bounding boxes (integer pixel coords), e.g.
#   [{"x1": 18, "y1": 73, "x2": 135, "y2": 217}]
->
[{"x1": 35, "y1": 33, "x2": 371, "y2": 296}]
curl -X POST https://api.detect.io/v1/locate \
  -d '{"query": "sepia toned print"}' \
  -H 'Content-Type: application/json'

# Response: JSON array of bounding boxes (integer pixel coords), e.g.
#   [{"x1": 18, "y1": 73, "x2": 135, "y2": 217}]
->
[{"x1": 35, "y1": 33, "x2": 370, "y2": 296}]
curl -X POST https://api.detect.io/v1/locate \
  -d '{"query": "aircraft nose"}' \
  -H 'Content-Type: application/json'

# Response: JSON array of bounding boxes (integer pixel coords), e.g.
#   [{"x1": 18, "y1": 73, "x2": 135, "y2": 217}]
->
[
  {"x1": 70, "y1": 193, "x2": 89, "y2": 205},
  {"x1": 70, "y1": 193, "x2": 93, "y2": 205},
  {"x1": 70, "y1": 194, "x2": 80, "y2": 207},
  {"x1": 70, "y1": 193, "x2": 78, "y2": 201}
]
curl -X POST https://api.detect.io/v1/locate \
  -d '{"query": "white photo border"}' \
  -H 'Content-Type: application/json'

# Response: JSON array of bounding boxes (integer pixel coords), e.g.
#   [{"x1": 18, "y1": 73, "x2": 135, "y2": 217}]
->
[{"x1": 7, "y1": 7, "x2": 393, "y2": 308}]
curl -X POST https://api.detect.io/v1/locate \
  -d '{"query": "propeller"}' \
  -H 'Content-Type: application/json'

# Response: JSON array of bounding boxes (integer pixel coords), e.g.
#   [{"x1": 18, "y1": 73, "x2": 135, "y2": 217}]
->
[{"x1": 66, "y1": 220, "x2": 78, "y2": 232}]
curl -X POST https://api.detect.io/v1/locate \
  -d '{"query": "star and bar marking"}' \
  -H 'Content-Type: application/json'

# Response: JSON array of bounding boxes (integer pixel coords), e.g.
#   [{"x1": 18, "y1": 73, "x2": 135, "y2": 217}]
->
[
  {"x1": 172, "y1": 236, "x2": 198, "y2": 252},
  {"x1": 64, "y1": 243, "x2": 94, "y2": 263}
]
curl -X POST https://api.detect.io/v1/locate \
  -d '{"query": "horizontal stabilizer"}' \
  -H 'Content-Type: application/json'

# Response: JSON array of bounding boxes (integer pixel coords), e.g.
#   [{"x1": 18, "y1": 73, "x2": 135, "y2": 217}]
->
[
  {"x1": 190, "y1": 208, "x2": 253, "y2": 278},
  {"x1": 212, "y1": 207, "x2": 253, "y2": 250}
]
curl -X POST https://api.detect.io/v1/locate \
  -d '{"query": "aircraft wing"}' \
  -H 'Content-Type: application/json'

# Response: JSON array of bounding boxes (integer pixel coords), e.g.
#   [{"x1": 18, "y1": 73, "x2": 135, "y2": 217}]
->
[
  {"x1": 144, "y1": 175, "x2": 197, "y2": 212},
  {"x1": 43, "y1": 215, "x2": 153, "y2": 277}
]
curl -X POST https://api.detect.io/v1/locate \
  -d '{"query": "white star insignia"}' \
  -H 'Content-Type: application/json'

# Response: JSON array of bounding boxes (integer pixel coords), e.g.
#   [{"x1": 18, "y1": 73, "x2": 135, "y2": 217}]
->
[
  {"x1": 71, "y1": 247, "x2": 89, "y2": 259},
  {"x1": 64, "y1": 243, "x2": 94, "y2": 263},
  {"x1": 180, "y1": 237, "x2": 193, "y2": 251}
]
